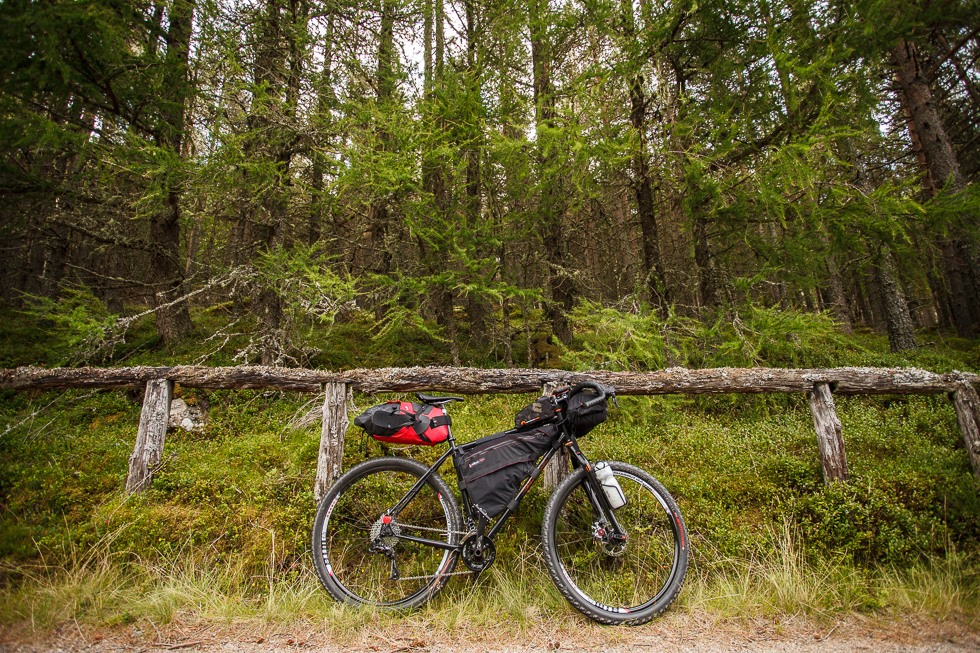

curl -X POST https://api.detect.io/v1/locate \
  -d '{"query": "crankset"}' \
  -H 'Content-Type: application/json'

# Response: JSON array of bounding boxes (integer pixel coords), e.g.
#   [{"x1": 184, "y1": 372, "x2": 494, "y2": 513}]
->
[{"x1": 460, "y1": 533, "x2": 497, "y2": 573}]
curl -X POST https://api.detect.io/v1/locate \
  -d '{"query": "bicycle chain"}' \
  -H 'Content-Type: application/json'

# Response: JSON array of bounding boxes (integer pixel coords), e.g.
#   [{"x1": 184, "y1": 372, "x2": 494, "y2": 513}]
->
[
  {"x1": 395, "y1": 569, "x2": 473, "y2": 581},
  {"x1": 385, "y1": 521, "x2": 473, "y2": 581},
  {"x1": 397, "y1": 522, "x2": 470, "y2": 537}
]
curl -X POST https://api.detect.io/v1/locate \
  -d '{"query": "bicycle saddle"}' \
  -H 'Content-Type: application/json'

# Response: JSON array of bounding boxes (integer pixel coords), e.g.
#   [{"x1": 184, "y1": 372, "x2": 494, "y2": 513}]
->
[{"x1": 416, "y1": 393, "x2": 465, "y2": 405}]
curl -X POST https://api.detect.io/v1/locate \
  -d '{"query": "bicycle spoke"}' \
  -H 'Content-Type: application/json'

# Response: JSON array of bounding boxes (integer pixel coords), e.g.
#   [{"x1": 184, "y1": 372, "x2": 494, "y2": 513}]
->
[
  {"x1": 312, "y1": 459, "x2": 460, "y2": 609},
  {"x1": 543, "y1": 463, "x2": 688, "y2": 623}
]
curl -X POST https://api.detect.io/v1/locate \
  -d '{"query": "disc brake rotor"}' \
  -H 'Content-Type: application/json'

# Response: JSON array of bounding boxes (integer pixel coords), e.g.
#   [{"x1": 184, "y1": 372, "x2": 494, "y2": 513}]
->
[{"x1": 593, "y1": 522, "x2": 628, "y2": 557}]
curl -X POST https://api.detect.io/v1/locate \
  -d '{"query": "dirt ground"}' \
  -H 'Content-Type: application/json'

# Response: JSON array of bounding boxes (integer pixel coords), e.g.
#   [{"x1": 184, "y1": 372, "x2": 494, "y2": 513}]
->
[{"x1": 2, "y1": 612, "x2": 979, "y2": 653}]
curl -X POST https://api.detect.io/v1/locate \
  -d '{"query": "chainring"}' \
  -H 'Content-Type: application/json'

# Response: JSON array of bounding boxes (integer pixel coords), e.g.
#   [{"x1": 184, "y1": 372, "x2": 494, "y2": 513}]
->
[{"x1": 460, "y1": 534, "x2": 497, "y2": 572}]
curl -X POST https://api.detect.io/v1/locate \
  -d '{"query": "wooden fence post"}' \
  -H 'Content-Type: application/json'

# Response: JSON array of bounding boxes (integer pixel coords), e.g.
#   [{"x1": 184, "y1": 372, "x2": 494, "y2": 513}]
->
[
  {"x1": 807, "y1": 382, "x2": 849, "y2": 484},
  {"x1": 126, "y1": 379, "x2": 173, "y2": 494},
  {"x1": 315, "y1": 382, "x2": 349, "y2": 503},
  {"x1": 950, "y1": 379, "x2": 980, "y2": 480},
  {"x1": 542, "y1": 381, "x2": 569, "y2": 491}
]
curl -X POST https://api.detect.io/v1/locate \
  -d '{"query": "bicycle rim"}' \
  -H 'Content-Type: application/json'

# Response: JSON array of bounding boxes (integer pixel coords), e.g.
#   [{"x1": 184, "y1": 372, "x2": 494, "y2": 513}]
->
[
  {"x1": 548, "y1": 465, "x2": 687, "y2": 620},
  {"x1": 314, "y1": 460, "x2": 458, "y2": 607}
]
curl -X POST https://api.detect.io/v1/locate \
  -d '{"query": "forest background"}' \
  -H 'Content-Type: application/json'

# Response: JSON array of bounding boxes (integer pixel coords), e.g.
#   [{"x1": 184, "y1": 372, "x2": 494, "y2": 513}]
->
[
  {"x1": 1, "y1": 0, "x2": 980, "y2": 364},
  {"x1": 2, "y1": 0, "x2": 980, "y2": 635}
]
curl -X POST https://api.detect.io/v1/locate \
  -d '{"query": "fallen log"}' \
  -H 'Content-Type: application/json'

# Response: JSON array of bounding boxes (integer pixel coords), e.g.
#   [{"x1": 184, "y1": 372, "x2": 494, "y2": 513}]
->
[
  {"x1": 2, "y1": 365, "x2": 977, "y2": 396},
  {"x1": 4, "y1": 364, "x2": 980, "y2": 491}
]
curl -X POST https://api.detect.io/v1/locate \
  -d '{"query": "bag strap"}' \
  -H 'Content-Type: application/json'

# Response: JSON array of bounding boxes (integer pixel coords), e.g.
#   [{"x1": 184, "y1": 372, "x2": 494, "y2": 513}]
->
[
  {"x1": 429, "y1": 414, "x2": 451, "y2": 428},
  {"x1": 416, "y1": 404, "x2": 451, "y2": 431},
  {"x1": 371, "y1": 403, "x2": 452, "y2": 437},
  {"x1": 372, "y1": 407, "x2": 416, "y2": 432}
]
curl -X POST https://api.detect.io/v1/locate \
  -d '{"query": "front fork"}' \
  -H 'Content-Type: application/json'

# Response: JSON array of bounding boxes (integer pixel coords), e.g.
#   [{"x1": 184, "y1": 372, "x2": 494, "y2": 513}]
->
[{"x1": 564, "y1": 434, "x2": 628, "y2": 547}]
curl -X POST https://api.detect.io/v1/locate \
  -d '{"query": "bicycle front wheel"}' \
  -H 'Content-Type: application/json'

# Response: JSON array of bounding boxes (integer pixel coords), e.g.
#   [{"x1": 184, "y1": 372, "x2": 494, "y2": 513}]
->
[
  {"x1": 311, "y1": 457, "x2": 461, "y2": 610},
  {"x1": 541, "y1": 461, "x2": 689, "y2": 625}
]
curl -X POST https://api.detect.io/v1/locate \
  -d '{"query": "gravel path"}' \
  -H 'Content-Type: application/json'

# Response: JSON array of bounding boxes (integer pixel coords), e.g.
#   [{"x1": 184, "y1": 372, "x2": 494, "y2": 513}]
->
[{"x1": 2, "y1": 613, "x2": 978, "y2": 653}]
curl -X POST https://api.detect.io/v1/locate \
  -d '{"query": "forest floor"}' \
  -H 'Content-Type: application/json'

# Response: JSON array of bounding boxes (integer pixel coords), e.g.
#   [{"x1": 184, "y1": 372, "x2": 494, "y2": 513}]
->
[{"x1": 1, "y1": 612, "x2": 979, "y2": 653}]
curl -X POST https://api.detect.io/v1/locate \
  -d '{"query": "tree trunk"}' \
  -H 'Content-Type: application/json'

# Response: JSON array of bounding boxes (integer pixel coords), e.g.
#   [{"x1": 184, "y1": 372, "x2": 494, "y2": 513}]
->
[
  {"x1": 851, "y1": 269, "x2": 873, "y2": 329},
  {"x1": 369, "y1": 0, "x2": 397, "y2": 322},
  {"x1": 251, "y1": 0, "x2": 306, "y2": 363},
  {"x1": 309, "y1": 13, "x2": 336, "y2": 247},
  {"x1": 531, "y1": 0, "x2": 573, "y2": 345},
  {"x1": 875, "y1": 246, "x2": 917, "y2": 352},
  {"x1": 927, "y1": 266, "x2": 954, "y2": 333},
  {"x1": 618, "y1": 2, "x2": 669, "y2": 311},
  {"x1": 631, "y1": 78, "x2": 670, "y2": 313},
  {"x1": 464, "y1": 0, "x2": 488, "y2": 344},
  {"x1": 437, "y1": 286, "x2": 460, "y2": 366},
  {"x1": 866, "y1": 264, "x2": 888, "y2": 335},
  {"x1": 823, "y1": 239, "x2": 853, "y2": 334},
  {"x1": 150, "y1": 0, "x2": 195, "y2": 343},
  {"x1": 693, "y1": 213, "x2": 716, "y2": 309},
  {"x1": 257, "y1": 287, "x2": 283, "y2": 365},
  {"x1": 892, "y1": 38, "x2": 976, "y2": 339}
]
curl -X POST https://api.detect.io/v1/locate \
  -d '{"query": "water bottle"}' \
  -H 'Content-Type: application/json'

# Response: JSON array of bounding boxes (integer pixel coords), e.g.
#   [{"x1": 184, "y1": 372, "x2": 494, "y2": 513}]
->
[{"x1": 594, "y1": 462, "x2": 627, "y2": 510}]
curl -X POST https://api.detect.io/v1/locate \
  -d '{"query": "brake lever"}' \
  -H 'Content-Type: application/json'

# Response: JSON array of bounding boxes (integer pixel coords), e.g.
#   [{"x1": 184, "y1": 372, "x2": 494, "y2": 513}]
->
[{"x1": 600, "y1": 383, "x2": 619, "y2": 408}]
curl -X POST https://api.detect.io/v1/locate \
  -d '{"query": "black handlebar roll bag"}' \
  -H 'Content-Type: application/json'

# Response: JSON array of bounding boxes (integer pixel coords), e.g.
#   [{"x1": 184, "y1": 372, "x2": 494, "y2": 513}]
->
[
  {"x1": 459, "y1": 426, "x2": 556, "y2": 519},
  {"x1": 565, "y1": 389, "x2": 608, "y2": 436}
]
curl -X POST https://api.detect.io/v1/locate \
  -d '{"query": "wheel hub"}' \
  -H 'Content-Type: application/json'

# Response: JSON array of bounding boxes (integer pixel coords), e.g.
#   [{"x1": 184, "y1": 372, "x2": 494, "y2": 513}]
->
[
  {"x1": 593, "y1": 522, "x2": 628, "y2": 557},
  {"x1": 370, "y1": 515, "x2": 401, "y2": 548}
]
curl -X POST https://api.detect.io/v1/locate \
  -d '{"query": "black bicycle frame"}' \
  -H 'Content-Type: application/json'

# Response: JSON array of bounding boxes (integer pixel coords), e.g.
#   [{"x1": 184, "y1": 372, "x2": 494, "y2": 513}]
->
[{"x1": 381, "y1": 417, "x2": 627, "y2": 553}]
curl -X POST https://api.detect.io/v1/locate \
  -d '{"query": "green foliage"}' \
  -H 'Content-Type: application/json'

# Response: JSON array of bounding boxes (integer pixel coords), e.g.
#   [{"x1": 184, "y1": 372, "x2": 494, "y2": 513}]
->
[
  {"x1": 369, "y1": 305, "x2": 450, "y2": 366},
  {"x1": 246, "y1": 245, "x2": 359, "y2": 366},
  {"x1": 253, "y1": 245, "x2": 357, "y2": 325},
  {"x1": 564, "y1": 300, "x2": 853, "y2": 371},
  {"x1": 788, "y1": 481, "x2": 931, "y2": 565},
  {"x1": 19, "y1": 289, "x2": 120, "y2": 365}
]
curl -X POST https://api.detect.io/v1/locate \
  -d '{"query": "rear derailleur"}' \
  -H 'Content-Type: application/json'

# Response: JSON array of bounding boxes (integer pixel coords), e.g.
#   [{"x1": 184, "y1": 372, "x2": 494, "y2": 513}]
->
[{"x1": 370, "y1": 515, "x2": 402, "y2": 580}]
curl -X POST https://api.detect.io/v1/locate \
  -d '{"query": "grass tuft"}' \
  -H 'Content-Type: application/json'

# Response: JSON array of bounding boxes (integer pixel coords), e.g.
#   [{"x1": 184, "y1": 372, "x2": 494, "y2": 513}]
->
[{"x1": 2, "y1": 527, "x2": 977, "y2": 635}]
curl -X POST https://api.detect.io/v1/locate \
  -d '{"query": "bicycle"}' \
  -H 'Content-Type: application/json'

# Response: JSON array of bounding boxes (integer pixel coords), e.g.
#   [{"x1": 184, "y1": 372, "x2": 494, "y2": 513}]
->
[{"x1": 310, "y1": 381, "x2": 689, "y2": 625}]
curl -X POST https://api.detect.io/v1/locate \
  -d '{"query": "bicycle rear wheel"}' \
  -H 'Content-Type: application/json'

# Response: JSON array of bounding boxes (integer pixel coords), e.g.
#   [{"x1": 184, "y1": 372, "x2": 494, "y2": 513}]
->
[
  {"x1": 311, "y1": 457, "x2": 461, "y2": 610},
  {"x1": 541, "y1": 461, "x2": 689, "y2": 625}
]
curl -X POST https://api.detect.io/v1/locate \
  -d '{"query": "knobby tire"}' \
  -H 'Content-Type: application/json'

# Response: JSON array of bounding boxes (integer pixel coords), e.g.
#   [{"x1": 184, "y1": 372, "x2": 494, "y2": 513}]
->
[
  {"x1": 310, "y1": 457, "x2": 461, "y2": 610},
  {"x1": 541, "y1": 461, "x2": 689, "y2": 625}
]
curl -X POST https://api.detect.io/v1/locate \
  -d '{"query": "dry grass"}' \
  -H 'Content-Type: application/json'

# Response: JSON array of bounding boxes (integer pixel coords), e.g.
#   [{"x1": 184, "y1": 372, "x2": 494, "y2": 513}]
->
[
  {"x1": 1, "y1": 526, "x2": 977, "y2": 640},
  {"x1": 680, "y1": 524, "x2": 978, "y2": 625}
]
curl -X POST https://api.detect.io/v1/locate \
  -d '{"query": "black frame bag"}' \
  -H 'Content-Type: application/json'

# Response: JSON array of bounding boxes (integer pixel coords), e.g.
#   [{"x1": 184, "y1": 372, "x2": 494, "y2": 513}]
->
[{"x1": 459, "y1": 426, "x2": 556, "y2": 519}]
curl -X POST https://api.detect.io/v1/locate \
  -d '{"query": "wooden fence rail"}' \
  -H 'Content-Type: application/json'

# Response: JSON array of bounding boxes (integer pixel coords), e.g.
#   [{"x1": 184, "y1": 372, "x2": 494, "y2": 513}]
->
[{"x1": 2, "y1": 365, "x2": 979, "y2": 500}]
